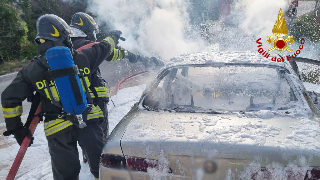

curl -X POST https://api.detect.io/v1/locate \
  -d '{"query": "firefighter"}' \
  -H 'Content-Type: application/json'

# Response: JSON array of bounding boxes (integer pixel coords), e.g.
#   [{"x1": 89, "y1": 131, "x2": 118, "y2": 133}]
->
[
  {"x1": 69, "y1": 12, "x2": 164, "y2": 145},
  {"x1": 1, "y1": 14, "x2": 120, "y2": 180}
]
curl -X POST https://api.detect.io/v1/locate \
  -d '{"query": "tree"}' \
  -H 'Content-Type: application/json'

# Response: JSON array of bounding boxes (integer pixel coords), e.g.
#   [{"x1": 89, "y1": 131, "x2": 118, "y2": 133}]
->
[
  {"x1": 291, "y1": 13, "x2": 320, "y2": 43},
  {"x1": 0, "y1": 0, "x2": 29, "y2": 62},
  {"x1": 17, "y1": 0, "x2": 88, "y2": 57},
  {"x1": 0, "y1": 0, "x2": 88, "y2": 62},
  {"x1": 18, "y1": 0, "x2": 88, "y2": 42}
]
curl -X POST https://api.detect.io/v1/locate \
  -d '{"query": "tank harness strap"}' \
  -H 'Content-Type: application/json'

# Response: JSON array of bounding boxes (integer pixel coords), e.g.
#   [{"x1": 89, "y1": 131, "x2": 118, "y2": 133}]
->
[
  {"x1": 47, "y1": 65, "x2": 84, "y2": 105},
  {"x1": 77, "y1": 70, "x2": 93, "y2": 123}
]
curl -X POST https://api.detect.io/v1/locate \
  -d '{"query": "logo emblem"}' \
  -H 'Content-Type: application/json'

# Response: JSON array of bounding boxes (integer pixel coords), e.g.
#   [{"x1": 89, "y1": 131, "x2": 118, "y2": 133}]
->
[
  {"x1": 50, "y1": 25, "x2": 60, "y2": 37},
  {"x1": 266, "y1": 9, "x2": 295, "y2": 52},
  {"x1": 75, "y1": 17, "x2": 84, "y2": 26}
]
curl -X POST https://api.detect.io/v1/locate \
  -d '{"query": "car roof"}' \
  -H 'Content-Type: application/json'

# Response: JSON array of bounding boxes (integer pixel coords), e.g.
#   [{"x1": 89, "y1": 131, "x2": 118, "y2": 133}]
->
[{"x1": 166, "y1": 51, "x2": 288, "y2": 69}]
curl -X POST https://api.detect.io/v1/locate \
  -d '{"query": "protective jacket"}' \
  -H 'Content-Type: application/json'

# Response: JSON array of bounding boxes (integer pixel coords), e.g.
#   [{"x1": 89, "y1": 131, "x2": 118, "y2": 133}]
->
[
  {"x1": 1, "y1": 39, "x2": 115, "y2": 138},
  {"x1": 73, "y1": 38, "x2": 115, "y2": 104},
  {"x1": 72, "y1": 38, "x2": 131, "y2": 104}
]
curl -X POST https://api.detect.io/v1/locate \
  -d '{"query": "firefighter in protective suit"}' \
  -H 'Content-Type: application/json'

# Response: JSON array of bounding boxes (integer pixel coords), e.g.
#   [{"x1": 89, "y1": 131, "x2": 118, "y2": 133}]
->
[
  {"x1": 69, "y1": 12, "x2": 164, "y2": 144},
  {"x1": 1, "y1": 14, "x2": 119, "y2": 180}
]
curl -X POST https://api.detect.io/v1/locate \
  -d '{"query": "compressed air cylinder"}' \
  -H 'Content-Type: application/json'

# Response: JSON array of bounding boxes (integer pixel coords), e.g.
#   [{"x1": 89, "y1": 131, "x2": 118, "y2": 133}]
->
[{"x1": 45, "y1": 47, "x2": 87, "y2": 114}]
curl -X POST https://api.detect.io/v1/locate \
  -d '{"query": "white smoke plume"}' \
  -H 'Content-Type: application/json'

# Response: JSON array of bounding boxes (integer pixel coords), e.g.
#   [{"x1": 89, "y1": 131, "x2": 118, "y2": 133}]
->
[
  {"x1": 234, "y1": 0, "x2": 320, "y2": 59},
  {"x1": 87, "y1": 0, "x2": 205, "y2": 61},
  {"x1": 84, "y1": 0, "x2": 318, "y2": 61},
  {"x1": 234, "y1": 0, "x2": 289, "y2": 39}
]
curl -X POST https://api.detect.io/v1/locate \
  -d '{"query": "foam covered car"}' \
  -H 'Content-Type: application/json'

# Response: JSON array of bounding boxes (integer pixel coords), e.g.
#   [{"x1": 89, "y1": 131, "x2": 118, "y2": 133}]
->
[{"x1": 100, "y1": 51, "x2": 320, "y2": 180}]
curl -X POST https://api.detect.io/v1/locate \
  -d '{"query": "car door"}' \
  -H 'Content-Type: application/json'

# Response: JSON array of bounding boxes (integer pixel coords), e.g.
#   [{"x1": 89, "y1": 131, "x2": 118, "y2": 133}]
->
[{"x1": 289, "y1": 57, "x2": 320, "y2": 109}]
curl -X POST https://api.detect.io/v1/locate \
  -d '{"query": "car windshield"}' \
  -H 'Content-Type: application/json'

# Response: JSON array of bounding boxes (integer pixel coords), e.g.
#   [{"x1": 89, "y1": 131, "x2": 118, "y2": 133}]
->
[{"x1": 143, "y1": 65, "x2": 298, "y2": 112}]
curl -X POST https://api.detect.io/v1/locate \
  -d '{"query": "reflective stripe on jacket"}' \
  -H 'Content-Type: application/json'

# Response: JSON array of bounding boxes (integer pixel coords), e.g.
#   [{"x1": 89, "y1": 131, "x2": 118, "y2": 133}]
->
[
  {"x1": 87, "y1": 105, "x2": 104, "y2": 120},
  {"x1": 90, "y1": 86, "x2": 110, "y2": 98},
  {"x1": 95, "y1": 86, "x2": 109, "y2": 98},
  {"x1": 2, "y1": 106, "x2": 23, "y2": 118}
]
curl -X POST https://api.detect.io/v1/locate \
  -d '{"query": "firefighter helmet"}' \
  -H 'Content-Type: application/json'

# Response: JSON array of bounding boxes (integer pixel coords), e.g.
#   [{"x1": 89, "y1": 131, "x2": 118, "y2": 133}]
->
[
  {"x1": 70, "y1": 12, "x2": 99, "y2": 41},
  {"x1": 35, "y1": 14, "x2": 73, "y2": 43}
]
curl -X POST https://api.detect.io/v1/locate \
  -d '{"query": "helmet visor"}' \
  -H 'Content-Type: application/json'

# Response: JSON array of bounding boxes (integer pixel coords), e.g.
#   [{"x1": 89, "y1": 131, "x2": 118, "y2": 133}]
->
[{"x1": 70, "y1": 27, "x2": 87, "y2": 38}]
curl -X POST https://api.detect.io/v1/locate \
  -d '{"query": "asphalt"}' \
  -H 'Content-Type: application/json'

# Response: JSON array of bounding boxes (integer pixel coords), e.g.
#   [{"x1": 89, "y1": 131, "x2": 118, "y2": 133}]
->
[{"x1": 0, "y1": 59, "x2": 146, "y2": 124}]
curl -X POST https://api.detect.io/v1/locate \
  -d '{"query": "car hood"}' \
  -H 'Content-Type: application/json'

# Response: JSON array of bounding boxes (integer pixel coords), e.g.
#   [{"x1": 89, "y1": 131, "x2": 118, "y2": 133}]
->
[{"x1": 120, "y1": 110, "x2": 320, "y2": 165}]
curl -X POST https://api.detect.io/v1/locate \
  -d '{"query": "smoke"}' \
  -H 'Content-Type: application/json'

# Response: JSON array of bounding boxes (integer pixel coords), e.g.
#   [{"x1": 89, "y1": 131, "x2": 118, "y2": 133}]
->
[
  {"x1": 82, "y1": 0, "x2": 319, "y2": 61},
  {"x1": 87, "y1": 0, "x2": 204, "y2": 61},
  {"x1": 235, "y1": 0, "x2": 320, "y2": 59},
  {"x1": 234, "y1": 0, "x2": 289, "y2": 39},
  {"x1": 188, "y1": 0, "x2": 290, "y2": 52}
]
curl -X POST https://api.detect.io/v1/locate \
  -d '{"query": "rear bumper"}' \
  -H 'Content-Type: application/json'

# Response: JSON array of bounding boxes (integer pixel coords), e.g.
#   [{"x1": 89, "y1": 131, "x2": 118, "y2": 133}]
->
[
  {"x1": 99, "y1": 165, "x2": 188, "y2": 180},
  {"x1": 100, "y1": 166, "x2": 133, "y2": 180}
]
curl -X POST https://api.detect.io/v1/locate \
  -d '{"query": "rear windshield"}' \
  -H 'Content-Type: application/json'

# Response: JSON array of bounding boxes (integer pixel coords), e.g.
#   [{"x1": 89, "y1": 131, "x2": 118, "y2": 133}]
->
[{"x1": 143, "y1": 66, "x2": 298, "y2": 112}]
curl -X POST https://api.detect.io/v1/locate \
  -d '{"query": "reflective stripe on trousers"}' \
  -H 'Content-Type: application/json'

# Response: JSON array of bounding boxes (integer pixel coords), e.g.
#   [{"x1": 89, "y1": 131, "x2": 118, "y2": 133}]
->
[
  {"x1": 44, "y1": 119, "x2": 73, "y2": 136},
  {"x1": 44, "y1": 106, "x2": 103, "y2": 136}
]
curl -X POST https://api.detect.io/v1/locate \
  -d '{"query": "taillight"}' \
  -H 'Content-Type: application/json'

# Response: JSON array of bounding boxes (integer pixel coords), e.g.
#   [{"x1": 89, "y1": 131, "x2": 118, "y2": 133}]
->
[
  {"x1": 251, "y1": 168, "x2": 271, "y2": 179},
  {"x1": 100, "y1": 154, "x2": 127, "y2": 169},
  {"x1": 305, "y1": 167, "x2": 320, "y2": 180},
  {"x1": 126, "y1": 157, "x2": 172, "y2": 173},
  {"x1": 100, "y1": 154, "x2": 172, "y2": 173},
  {"x1": 251, "y1": 167, "x2": 320, "y2": 180}
]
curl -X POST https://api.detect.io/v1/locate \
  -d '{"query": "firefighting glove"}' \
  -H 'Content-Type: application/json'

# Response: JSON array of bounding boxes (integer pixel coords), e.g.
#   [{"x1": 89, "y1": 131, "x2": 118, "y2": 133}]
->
[
  {"x1": 3, "y1": 126, "x2": 34, "y2": 146},
  {"x1": 124, "y1": 50, "x2": 139, "y2": 63},
  {"x1": 107, "y1": 30, "x2": 122, "y2": 45},
  {"x1": 117, "y1": 49, "x2": 141, "y2": 64},
  {"x1": 140, "y1": 56, "x2": 164, "y2": 69}
]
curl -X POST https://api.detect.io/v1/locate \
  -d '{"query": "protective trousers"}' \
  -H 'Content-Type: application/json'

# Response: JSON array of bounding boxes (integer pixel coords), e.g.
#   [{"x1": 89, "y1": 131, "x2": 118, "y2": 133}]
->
[{"x1": 47, "y1": 122, "x2": 104, "y2": 180}]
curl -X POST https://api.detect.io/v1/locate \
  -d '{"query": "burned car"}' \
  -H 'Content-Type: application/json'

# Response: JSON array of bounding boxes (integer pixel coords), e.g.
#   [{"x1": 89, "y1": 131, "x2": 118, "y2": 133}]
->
[{"x1": 100, "y1": 51, "x2": 320, "y2": 180}]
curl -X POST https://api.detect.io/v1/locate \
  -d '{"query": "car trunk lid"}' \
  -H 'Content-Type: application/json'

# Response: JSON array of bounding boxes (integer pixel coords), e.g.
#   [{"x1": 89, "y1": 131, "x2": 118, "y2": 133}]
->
[{"x1": 120, "y1": 110, "x2": 320, "y2": 178}]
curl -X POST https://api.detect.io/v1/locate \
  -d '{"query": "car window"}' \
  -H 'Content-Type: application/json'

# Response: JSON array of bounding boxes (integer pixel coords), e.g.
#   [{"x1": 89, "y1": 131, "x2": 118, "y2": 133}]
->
[
  {"x1": 289, "y1": 58, "x2": 320, "y2": 110},
  {"x1": 143, "y1": 66, "x2": 297, "y2": 112}
]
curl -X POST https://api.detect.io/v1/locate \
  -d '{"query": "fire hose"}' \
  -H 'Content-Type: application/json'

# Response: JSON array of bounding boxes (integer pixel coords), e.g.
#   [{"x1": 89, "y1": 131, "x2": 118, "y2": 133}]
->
[
  {"x1": 116, "y1": 70, "x2": 149, "y2": 93},
  {"x1": 6, "y1": 104, "x2": 42, "y2": 180}
]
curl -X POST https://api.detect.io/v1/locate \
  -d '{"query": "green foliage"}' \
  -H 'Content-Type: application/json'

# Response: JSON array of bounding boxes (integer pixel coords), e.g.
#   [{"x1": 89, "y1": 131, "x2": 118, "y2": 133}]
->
[
  {"x1": 16, "y1": 0, "x2": 87, "y2": 56},
  {"x1": 0, "y1": 1, "x2": 35, "y2": 62},
  {"x1": 19, "y1": 20, "x2": 37, "y2": 60},
  {"x1": 0, "y1": 0, "x2": 87, "y2": 67},
  {"x1": 302, "y1": 71, "x2": 320, "y2": 84},
  {"x1": 290, "y1": 13, "x2": 320, "y2": 43},
  {"x1": 0, "y1": 59, "x2": 29, "y2": 75},
  {"x1": 290, "y1": 12, "x2": 320, "y2": 84}
]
